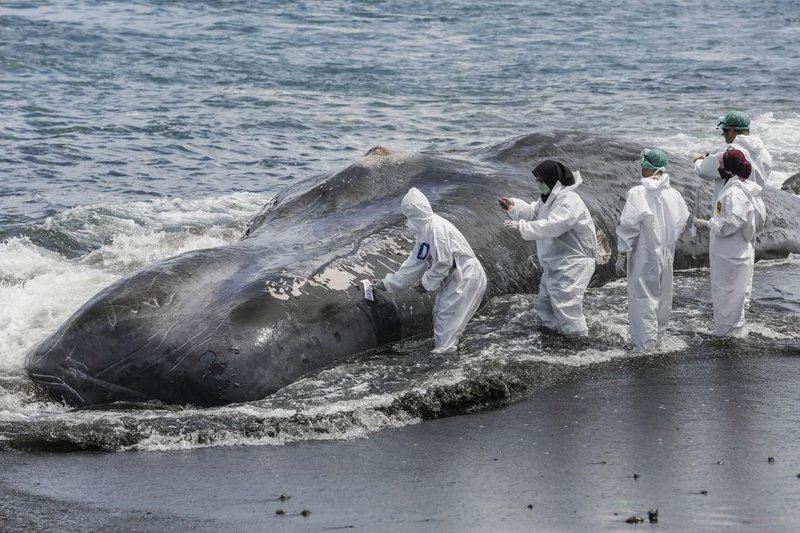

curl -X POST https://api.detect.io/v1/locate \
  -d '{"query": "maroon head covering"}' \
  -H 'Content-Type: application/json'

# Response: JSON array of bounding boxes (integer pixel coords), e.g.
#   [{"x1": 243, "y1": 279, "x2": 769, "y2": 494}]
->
[{"x1": 720, "y1": 147, "x2": 752, "y2": 180}]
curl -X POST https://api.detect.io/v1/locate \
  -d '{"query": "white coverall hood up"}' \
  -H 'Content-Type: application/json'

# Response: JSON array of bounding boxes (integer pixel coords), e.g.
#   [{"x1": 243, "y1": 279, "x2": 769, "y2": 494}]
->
[
  {"x1": 708, "y1": 178, "x2": 764, "y2": 336},
  {"x1": 693, "y1": 134, "x2": 772, "y2": 207},
  {"x1": 616, "y1": 172, "x2": 690, "y2": 350},
  {"x1": 382, "y1": 187, "x2": 487, "y2": 352},
  {"x1": 507, "y1": 171, "x2": 597, "y2": 336}
]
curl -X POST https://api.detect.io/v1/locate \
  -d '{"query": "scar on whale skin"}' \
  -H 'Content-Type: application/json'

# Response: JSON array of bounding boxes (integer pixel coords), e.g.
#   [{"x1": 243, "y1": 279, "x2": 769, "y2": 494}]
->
[{"x1": 365, "y1": 145, "x2": 391, "y2": 156}]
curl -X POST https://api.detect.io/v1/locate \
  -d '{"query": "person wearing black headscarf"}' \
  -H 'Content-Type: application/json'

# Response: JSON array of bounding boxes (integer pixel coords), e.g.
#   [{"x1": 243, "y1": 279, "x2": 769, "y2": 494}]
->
[{"x1": 498, "y1": 160, "x2": 597, "y2": 336}]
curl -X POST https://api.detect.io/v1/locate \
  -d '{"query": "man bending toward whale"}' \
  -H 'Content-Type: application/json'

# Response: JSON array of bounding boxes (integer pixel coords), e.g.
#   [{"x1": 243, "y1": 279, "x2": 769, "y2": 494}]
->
[{"x1": 373, "y1": 187, "x2": 487, "y2": 353}]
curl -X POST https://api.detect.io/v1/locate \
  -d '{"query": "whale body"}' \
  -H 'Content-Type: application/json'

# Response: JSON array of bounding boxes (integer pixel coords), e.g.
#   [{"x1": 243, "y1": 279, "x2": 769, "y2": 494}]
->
[{"x1": 26, "y1": 133, "x2": 800, "y2": 406}]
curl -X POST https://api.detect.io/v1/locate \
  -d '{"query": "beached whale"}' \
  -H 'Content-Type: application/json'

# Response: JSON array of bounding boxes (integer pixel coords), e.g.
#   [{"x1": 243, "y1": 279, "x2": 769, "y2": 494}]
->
[{"x1": 25, "y1": 133, "x2": 800, "y2": 407}]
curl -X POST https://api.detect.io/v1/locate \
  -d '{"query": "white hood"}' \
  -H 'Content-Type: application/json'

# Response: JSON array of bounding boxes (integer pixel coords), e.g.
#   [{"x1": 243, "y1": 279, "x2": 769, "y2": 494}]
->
[
  {"x1": 738, "y1": 178, "x2": 763, "y2": 199},
  {"x1": 641, "y1": 172, "x2": 671, "y2": 191},
  {"x1": 734, "y1": 135, "x2": 767, "y2": 159},
  {"x1": 401, "y1": 187, "x2": 433, "y2": 232},
  {"x1": 733, "y1": 134, "x2": 772, "y2": 187},
  {"x1": 549, "y1": 170, "x2": 584, "y2": 197}
]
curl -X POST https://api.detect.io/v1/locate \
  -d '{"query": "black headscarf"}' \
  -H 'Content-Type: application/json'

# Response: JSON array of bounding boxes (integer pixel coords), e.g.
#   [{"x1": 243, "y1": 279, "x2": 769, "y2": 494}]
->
[{"x1": 532, "y1": 160, "x2": 574, "y2": 203}]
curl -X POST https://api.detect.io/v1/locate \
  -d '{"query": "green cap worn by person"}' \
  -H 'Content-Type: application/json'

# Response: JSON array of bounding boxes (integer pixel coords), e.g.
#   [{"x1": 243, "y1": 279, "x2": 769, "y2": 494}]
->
[
  {"x1": 641, "y1": 149, "x2": 669, "y2": 172},
  {"x1": 693, "y1": 110, "x2": 772, "y2": 207},
  {"x1": 717, "y1": 110, "x2": 751, "y2": 131}
]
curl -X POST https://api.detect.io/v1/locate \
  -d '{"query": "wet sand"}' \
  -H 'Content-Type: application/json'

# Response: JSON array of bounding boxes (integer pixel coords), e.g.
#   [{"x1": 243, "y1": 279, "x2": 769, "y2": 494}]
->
[{"x1": 2, "y1": 350, "x2": 800, "y2": 532}]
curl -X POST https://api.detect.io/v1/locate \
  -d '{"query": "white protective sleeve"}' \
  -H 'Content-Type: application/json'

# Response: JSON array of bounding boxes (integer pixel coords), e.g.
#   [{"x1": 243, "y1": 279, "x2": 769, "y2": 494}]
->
[
  {"x1": 693, "y1": 155, "x2": 720, "y2": 182},
  {"x1": 383, "y1": 242, "x2": 429, "y2": 292},
  {"x1": 506, "y1": 197, "x2": 539, "y2": 222},
  {"x1": 616, "y1": 190, "x2": 647, "y2": 253},
  {"x1": 518, "y1": 193, "x2": 581, "y2": 241}
]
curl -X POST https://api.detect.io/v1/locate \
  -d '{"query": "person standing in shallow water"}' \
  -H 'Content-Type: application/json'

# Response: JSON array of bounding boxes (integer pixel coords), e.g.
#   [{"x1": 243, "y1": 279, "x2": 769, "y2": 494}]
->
[
  {"x1": 693, "y1": 110, "x2": 772, "y2": 313},
  {"x1": 499, "y1": 160, "x2": 597, "y2": 337},
  {"x1": 694, "y1": 148, "x2": 766, "y2": 337},
  {"x1": 373, "y1": 187, "x2": 487, "y2": 353},
  {"x1": 616, "y1": 149, "x2": 689, "y2": 351}
]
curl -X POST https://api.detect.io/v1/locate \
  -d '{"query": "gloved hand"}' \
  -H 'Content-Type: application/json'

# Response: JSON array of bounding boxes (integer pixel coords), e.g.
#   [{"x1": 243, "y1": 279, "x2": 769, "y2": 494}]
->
[
  {"x1": 693, "y1": 218, "x2": 710, "y2": 229},
  {"x1": 371, "y1": 279, "x2": 385, "y2": 291},
  {"x1": 615, "y1": 253, "x2": 627, "y2": 277},
  {"x1": 414, "y1": 282, "x2": 427, "y2": 294},
  {"x1": 503, "y1": 219, "x2": 519, "y2": 230}
]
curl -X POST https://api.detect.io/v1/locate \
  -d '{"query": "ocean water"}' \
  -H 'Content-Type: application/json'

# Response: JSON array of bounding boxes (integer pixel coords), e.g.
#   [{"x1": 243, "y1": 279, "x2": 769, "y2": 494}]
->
[{"x1": 1, "y1": 0, "x2": 799, "y2": 451}]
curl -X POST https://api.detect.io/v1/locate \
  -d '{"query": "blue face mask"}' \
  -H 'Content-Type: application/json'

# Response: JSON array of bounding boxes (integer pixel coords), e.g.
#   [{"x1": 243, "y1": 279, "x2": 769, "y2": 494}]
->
[{"x1": 538, "y1": 181, "x2": 551, "y2": 194}]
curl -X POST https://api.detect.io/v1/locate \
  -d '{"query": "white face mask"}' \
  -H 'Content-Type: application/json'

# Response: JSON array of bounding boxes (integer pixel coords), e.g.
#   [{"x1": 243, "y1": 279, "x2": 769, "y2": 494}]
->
[
  {"x1": 406, "y1": 218, "x2": 424, "y2": 233},
  {"x1": 641, "y1": 167, "x2": 665, "y2": 179}
]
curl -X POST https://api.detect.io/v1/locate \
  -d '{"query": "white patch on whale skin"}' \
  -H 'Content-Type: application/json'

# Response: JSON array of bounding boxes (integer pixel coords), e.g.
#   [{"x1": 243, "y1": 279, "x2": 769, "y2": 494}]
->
[
  {"x1": 261, "y1": 228, "x2": 416, "y2": 300},
  {"x1": 314, "y1": 267, "x2": 357, "y2": 291},
  {"x1": 595, "y1": 229, "x2": 613, "y2": 265},
  {"x1": 317, "y1": 232, "x2": 412, "y2": 285},
  {"x1": 264, "y1": 277, "x2": 307, "y2": 300}
]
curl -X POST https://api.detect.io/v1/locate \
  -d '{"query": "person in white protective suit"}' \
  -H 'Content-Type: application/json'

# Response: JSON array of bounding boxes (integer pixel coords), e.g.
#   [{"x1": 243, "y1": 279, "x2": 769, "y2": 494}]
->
[
  {"x1": 693, "y1": 110, "x2": 772, "y2": 208},
  {"x1": 693, "y1": 110, "x2": 770, "y2": 306},
  {"x1": 693, "y1": 148, "x2": 766, "y2": 337},
  {"x1": 615, "y1": 149, "x2": 690, "y2": 351},
  {"x1": 499, "y1": 160, "x2": 597, "y2": 336},
  {"x1": 372, "y1": 187, "x2": 487, "y2": 353}
]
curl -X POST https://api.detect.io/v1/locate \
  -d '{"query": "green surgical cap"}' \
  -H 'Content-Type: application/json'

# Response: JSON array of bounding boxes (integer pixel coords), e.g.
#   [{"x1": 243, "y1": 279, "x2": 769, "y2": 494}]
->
[
  {"x1": 717, "y1": 110, "x2": 751, "y2": 131},
  {"x1": 641, "y1": 149, "x2": 669, "y2": 171}
]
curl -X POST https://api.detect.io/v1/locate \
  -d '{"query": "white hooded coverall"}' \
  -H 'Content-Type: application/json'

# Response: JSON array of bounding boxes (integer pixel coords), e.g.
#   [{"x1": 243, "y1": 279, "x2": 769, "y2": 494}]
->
[
  {"x1": 507, "y1": 172, "x2": 597, "y2": 336},
  {"x1": 708, "y1": 177, "x2": 765, "y2": 337},
  {"x1": 694, "y1": 135, "x2": 772, "y2": 207},
  {"x1": 695, "y1": 139, "x2": 769, "y2": 308},
  {"x1": 382, "y1": 187, "x2": 487, "y2": 353},
  {"x1": 616, "y1": 172, "x2": 690, "y2": 350}
]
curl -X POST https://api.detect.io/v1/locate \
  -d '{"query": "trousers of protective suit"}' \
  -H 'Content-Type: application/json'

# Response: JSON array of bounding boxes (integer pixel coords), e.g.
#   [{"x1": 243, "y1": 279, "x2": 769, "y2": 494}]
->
[
  {"x1": 537, "y1": 256, "x2": 595, "y2": 336},
  {"x1": 710, "y1": 243, "x2": 753, "y2": 336},
  {"x1": 625, "y1": 247, "x2": 678, "y2": 349},
  {"x1": 431, "y1": 256, "x2": 487, "y2": 352}
]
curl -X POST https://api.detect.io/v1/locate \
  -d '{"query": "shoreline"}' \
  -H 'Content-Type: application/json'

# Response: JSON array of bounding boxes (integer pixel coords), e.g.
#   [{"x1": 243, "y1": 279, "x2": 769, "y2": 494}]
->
[{"x1": 2, "y1": 349, "x2": 800, "y2": 532}]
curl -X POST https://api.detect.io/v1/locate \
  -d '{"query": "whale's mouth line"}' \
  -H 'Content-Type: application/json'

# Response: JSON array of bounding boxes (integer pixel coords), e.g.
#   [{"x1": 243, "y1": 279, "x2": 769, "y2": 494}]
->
[
  {"x1": 28, "y1": 372, "x2": 87, "y2": 404},
  {"x1": 29, "y1": 369, "x2": 148, "y2": 407}
]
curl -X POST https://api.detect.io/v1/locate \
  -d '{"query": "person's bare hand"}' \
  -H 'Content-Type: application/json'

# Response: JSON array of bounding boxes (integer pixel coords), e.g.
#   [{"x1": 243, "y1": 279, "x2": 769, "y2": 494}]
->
[{"x1": 498, "y1": 197, "x2": 514, "y2": 210}]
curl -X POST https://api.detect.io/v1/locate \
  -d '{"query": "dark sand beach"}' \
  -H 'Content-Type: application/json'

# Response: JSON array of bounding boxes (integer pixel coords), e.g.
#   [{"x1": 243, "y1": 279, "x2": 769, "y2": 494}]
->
[
  {"x1": 2, "y1": 348, "x2": 799, "y2": 532},
  {"x1": 3, "y1": 1, "x2": 800, "y2": 532}
]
